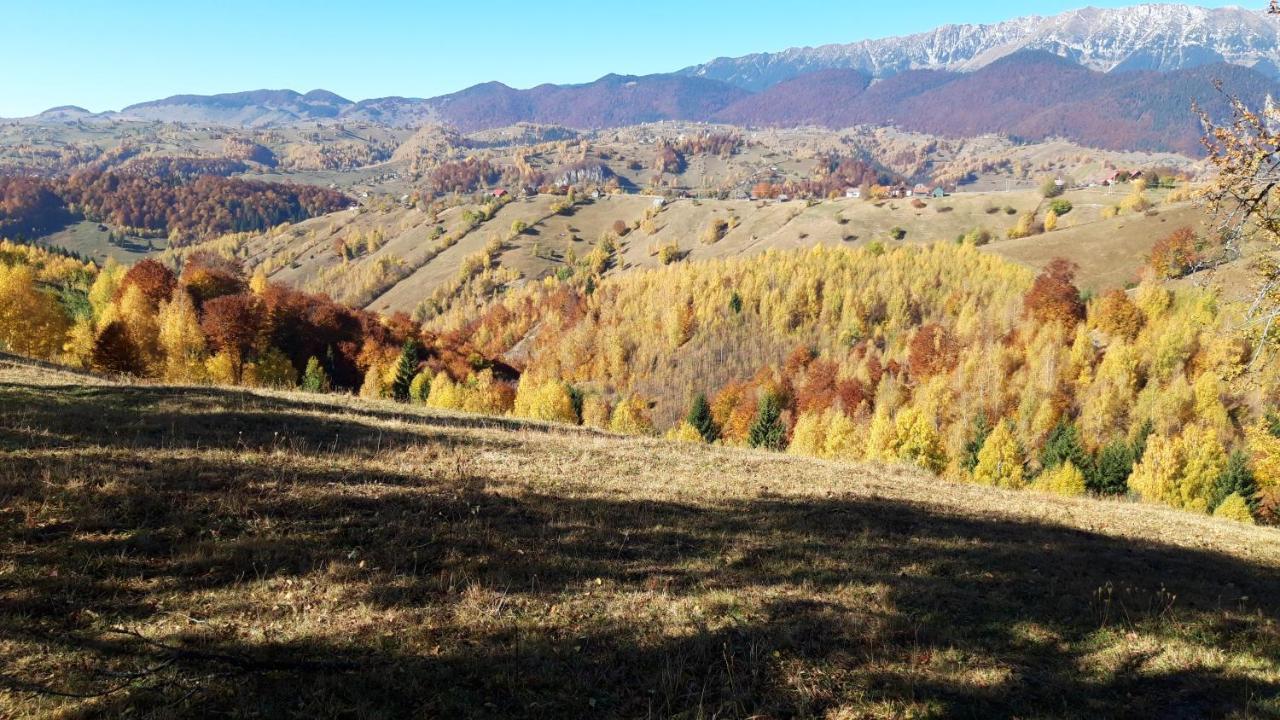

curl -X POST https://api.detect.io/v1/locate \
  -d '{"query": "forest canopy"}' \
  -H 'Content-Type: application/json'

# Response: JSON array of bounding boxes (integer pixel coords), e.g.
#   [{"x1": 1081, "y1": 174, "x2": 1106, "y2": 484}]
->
[
  {"x1": 3, "y1": 223, "x2": 1279, "y2": 526},
  {"x1": 0, "y1": 168, "x2": 348, "y2": 244}
]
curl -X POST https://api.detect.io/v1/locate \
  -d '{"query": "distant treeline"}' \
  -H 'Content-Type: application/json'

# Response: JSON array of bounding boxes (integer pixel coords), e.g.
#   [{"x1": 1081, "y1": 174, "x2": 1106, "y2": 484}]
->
[{"x1": 0, "y1": 168, "x2": 348, "y2": 245}]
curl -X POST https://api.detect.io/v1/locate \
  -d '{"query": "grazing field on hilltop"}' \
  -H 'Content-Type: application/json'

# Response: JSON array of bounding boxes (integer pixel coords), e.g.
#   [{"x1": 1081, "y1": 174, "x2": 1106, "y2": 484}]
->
[
  {"x1": 36, "y1": 221, "x2": 167, "y2": 265},
  {"x1": 1, "y1": 356, "x2": 1277, "y2": 718}
]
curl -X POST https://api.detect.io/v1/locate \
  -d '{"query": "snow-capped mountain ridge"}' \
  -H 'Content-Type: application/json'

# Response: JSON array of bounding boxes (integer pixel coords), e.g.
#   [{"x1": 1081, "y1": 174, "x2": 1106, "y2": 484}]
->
[{"x1": 682, "y1": 4, "x2": 1280, "y2": 90}]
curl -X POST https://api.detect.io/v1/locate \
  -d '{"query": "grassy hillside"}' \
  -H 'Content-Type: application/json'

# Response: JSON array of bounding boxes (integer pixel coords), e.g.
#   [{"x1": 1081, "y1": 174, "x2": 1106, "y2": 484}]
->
[
  {"x1": 5, "y1": 116, "x2": 1199, "y2": 275},
  {"x1": 623, "y1": 187, "x2": 1203, "y2": 292},
  {"x1": 1, "y1": 356, "x2": 1277, "y2": 718},
  {"x1": 37, "y1": 220, "x2": 168, "y2": 264},
  {"x1": 182, "y1": 185, "x2": 1200, "y2": 324}
]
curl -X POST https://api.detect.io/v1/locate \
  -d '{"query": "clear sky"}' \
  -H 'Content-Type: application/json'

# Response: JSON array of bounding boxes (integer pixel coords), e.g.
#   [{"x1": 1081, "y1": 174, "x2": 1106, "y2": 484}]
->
[{"x1": 1, "y1": 0, "x2": 1252, "y2": 117}]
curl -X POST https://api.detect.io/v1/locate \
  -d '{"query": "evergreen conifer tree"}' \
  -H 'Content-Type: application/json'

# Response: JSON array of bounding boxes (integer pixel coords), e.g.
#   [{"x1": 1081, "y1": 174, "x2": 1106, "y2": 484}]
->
[
  {"x1": 1089, "y1": 439, "x2": 1134, "y2": 495},
  {"x1": 962, "y1": 412, "x2": 992, "y2": 473},
  {"x1": 391, "y1": 339, "x2": 418, "y2": 402},
  {"x1": 687, "y1": 393, "x2": 719, "y2": 443},
  {"x1": 747, "y1": 392, "x2": 786, "y2": 450},
  {"x1": 1132, "y1": 419, "x2": 1156, "y2": 460},
  {"x1": 1041, "y1": 421, "x2": 1089, "y2": 472},
  {"x1": 1209, "y1": 450, "x2": 1260, "y2": 513}
]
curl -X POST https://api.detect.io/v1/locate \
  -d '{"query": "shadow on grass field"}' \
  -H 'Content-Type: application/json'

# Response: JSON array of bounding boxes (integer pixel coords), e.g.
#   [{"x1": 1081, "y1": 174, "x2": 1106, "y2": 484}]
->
[{"x1": 1, "y1": 377, "x2": 1278, "y2": 718}]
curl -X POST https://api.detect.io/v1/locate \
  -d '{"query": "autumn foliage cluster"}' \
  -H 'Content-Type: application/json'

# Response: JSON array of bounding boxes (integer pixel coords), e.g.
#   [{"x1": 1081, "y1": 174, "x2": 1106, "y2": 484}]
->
[
  {"x1": 59, "y1": 170, "x2": 349, "y2": 244},
  {"x1": 432, "y1": 243, "x2": 1280, "y2": 524},
  {"x1": 110, "y1": 156, "x2": 251, "y2": 182},
  {"x1": 0, "y1": 170, "x2": 348, "y2": 246},
  {"x1": 6, "y1": 230, "x2": 1280, "y2": 524},
  {"x1": 752, "y1": 154, "x2": 893, "y2": 200},
  {"x1": 0, "y1": 176, "x2": 69, "y2": 237},
  {"x1": 0, "y1": 243, "x2": 519, "y2": 408},
  {"x1": 426, "y1": 158, "x2": 503, "y2": 196}
]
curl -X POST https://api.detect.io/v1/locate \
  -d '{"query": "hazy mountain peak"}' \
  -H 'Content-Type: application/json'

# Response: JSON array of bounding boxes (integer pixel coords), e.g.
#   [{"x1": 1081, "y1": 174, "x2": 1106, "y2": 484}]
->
[
  {"x1": 117, "y1": 88, "x2": 355, "y2": 126},
  {"x1": 34, "y1": 105, "x2": 95, "y2": 120},
  {"x1": 301, "y1": 89, "x2": 351, "y2": 104}
]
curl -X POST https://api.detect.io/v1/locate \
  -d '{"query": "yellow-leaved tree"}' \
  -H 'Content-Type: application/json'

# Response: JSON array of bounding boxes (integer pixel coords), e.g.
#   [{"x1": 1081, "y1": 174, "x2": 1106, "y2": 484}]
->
[
  {"x1": 864, "y1": 407, "x2": 898, "y2": 463},
  {"x1": 87, "y1": 260, "x2": 126, "y2": 320},
  {"x1": 1246, "y1": 423, "x2": 1280, "y2": 491},
  {"x1": 1213, "y1": 494, "x2": 1256, "y2": 524},
  {"x1": 665, "y1": 421, "x2": 705, "y2": 443},
  {"x1": 247, "y1": 347, "x2": 298, "y2": 388},
  {"x1": 823, "y1": 411, "x2": 863, "y2": 460},
  {"x1": 1129, "y1": 424, "x2": 1225, "y2": 512},
  {"x1": 513, "y1": 376, "x2": 579, "y2": 424},
  {"x1": 360, "y1": 364, "x2": 388, "y2": 399},
  {"x1": 157, "y1": 288, "x2": 208, "y2": 383},
  {"x1": 581, "y1": 394, "x2": 612, "y2": 429},
  {"x1": 973, "y1": 420, "x2": 1026, "y2": 489},
  {"x1": 61, "y1": 314, "x2": 96, "y2": 368},
  {"x1": 788, "y1": 411, "x2": 828, "y2": 457},
  {"x1": 249, "y1": 268, "x2": 270, "y2": 295},
  {"x1": 894, "y1": 407, "x2": 946, "y2": 474},
  {"x1": 1032, "y1": 461, "x2": 1087, "y2": 496},
  {"x1": 205, "y1": 351, "x2": 240, "y2": 386},
  {"x1": 114, "y1": 284, "x2": 162, "y2": 375},
  {"x1": 609, "y1": 395, "x2": 654, "y2": 435},
  {"x1": 0, "y1": 263, "x2": 71, "y2": 360},
  {"x1": 458, "y1": 370, "x2": 513, "y2": 415},
  {"x1": 427, "y1": 373, "x2": 463, "y2": 410}
]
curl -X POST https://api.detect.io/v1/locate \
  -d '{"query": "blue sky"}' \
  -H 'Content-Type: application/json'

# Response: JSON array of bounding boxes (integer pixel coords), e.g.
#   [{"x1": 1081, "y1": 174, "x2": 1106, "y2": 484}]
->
[{"x1": 1, "y1": 0, "x2": 1249, "y2": 116}]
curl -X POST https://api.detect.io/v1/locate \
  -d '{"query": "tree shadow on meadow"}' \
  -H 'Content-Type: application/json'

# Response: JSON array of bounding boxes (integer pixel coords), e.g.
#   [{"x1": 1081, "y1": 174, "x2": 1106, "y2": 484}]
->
[
  {"x1": 1, "y1": 383, "x2": 1278, "y2": 718},
  {"x1": 0, "y1": 381, "x2": 594, "y2": 455}
]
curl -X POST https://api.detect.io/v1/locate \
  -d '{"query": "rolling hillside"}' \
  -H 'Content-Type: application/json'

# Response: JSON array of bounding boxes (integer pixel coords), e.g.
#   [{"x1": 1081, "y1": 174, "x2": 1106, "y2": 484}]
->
[
  {"x1": 2, "y1": 356, "x2": 1276, "y2": 718},
  {"x1": 197, "y1": 186, "x2": 1205, "y2": 320}
]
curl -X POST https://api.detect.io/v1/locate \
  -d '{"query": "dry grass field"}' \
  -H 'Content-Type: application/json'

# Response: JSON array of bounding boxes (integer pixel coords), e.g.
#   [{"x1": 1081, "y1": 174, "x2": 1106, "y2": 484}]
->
[
  {"x1": 36, "y1": 221, "x2": 165, "y2": 265},
  {"x1": 1, "y1": 355, "x2": 1277, "y2": 718}
]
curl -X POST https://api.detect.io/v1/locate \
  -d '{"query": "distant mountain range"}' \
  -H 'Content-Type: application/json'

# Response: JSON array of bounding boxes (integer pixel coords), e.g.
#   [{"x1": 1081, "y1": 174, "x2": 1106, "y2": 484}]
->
[
  {"x1": 16, "y1": 4, "x2": 1280, "y2": 156},
  {"x1": 712, "y1": 51, "x2": 1278, "y2": 156},
  {"x1": 102, "y1": 74, "x2": 751, "y2": 131},
  {"x1": 120, "y1": 89, "x2": 352, "y2": 126},
  {"x1": 683, "y1": 4, "x2": 1280, "y2": 90}
]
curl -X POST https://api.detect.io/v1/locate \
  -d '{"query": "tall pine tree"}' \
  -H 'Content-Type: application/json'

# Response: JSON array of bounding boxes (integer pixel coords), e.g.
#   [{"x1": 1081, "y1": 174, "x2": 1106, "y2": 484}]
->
[
  {"x1": 962, "y1": 412, "x2": 992, "y2": 473},
  {"x1": 747, "y1": 393, "x2": 786, "y2": 450},
  {"x1": 1089, "y1": 440, "x2": 1134, "y2": 496},
  {"x1": 1209, "y1": 450, "x2": 1260, "y2": 513},
  {"x1": 687, "y1": 393, "x2": 719, "y2": 443},
  {"x1": 391, "y1": 339, "x2": 418, "y2": 403},
  {"x1": 1041, "y1": 421, "x2": 1089, "y2": 473}
]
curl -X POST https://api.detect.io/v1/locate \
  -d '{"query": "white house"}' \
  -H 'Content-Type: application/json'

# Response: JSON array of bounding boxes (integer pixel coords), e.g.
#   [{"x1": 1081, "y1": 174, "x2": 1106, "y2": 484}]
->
[{"x1": 845, "y1": 187, "x2": 861, "y2": 199}]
